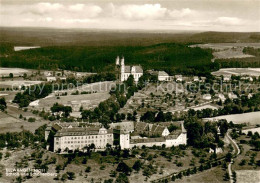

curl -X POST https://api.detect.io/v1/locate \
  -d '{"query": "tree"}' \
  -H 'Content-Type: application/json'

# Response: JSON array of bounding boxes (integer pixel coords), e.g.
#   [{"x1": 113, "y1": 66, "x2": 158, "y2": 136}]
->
[
  {"x1": 104, "y1": 179, "x2": 113, "y2": 183},
  {"x1": 66, "y1": 172, "x2": 75, "y2": 180},
  {"x1": 0, "y1": 97, "x2": 7, "y2": 111},
  {"x1": 28, "y1": 117, "x2": 36, "y2": 122},
  {"x1": 55, "y1": 165, "x2": 62, "y2": 173},
  {"x1": 132, "y1": 160, "x2": 142, "y2": 172},
  {"x1": 155, "y1": 111, "x2": 165, "y2": 122},
  {"x1": 225, "y1": 152, "x2": 232, "y2": 162},
  {"x1": 184, "y1": 117, "x2": 204, "y2": 147},
  {"x1": 223, "y1": 172, "x2": 230, "y2": 181},
  {"x1": 140, "y1": 111, "x2": 156, "y2": 122},
  {"x1": 16, "y1": 175, "x2": 23, "y2": 183},
  {"x1": 115, "y1": 173, "x2": 129, "y2": 183},
  {"x1": 9, "y1": 73, "x2": 13, "y2": 78},
  {"x1": 116, "y1": 162, "x2": 132, "y2": 175},
  {"x1": 85, "y1": 166, "x2": 91, "y2": 173},
  {"x1": 61, "y1": 173, "x2": 68, "y2": 182},
  {"x1": 171, "y1": 175, "x2": 176, "y2": 181}
]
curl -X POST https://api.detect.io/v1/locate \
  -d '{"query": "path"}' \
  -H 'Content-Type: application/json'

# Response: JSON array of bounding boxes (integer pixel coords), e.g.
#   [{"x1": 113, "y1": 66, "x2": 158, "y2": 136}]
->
[{"x1": 226, "y1": 130, "x2": 240, "y2": 183}]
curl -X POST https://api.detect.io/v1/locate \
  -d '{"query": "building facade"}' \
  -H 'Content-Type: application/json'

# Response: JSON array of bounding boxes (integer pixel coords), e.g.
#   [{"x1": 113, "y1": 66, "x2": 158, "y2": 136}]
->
[
  {"x1": 158, "y1": 71, "x2": 173, "y2": 81},
  {"x1": 116, "y1": 56, "x2": 143, "y2": 82},
  {"x1": 46, "y1": 123, "x2": 114, "y2": 152},
  {"x1": 46, "y1": 121, "x2": 187, "y2": 153},
  {"x1": 115, "y1": 121, "x2": 187, "y2": 149}
]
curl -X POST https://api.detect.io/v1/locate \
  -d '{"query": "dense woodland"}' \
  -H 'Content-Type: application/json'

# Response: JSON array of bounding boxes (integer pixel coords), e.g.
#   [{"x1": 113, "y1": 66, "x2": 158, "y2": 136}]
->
[
  {"x1": 0, "y1": 43, "x2": 215, "y2": 75},
  {"x1": 1, "y1": 28, "x2": 260, "y2": 76}
]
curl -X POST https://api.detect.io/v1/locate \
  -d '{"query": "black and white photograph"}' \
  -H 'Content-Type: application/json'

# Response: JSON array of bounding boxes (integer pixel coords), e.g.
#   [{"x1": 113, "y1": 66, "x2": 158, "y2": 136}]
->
[{"x1": 0, "y1": 0, "x2": 259, "y2": 182}]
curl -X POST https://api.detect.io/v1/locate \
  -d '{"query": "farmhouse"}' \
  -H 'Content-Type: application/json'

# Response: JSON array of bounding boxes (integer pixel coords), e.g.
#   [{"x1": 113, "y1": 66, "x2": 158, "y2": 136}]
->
[
  {"x1": 175, "y1": 75, "x2": 183, "y2": 82},
  {"x1": 223, "y1": 75, "x2": 231, "y2": 82},
  {"x1": 158, "y1": 71, "x2": 172, "y2": 81},
  {"x1": 228, "y1": 92, "x2": 238, "y2": 100},
  {"x1": 203, "y1": 94, "x2": 212, "y2": 100},
  {"x1": 218, "y1": 93, "x2": 226, "y2": 102},
  {"x1": 46, "y1": 76, "x2": 57, "y2": 82},
  {"x1": 193, "y1": 76, "x2": 199, "y2": 82},
  {"x1": 116, "y1": 56, "x2": 143, "y2": 82}
]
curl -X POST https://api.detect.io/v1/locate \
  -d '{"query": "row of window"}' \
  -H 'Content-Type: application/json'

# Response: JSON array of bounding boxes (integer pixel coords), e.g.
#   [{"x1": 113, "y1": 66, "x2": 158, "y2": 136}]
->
[
  {"x1": 56, "y1": 134, "x2": 113, "y2": 141},
  {"x1": 64, "y1": 139, "x2": 106, "y2": 144}
]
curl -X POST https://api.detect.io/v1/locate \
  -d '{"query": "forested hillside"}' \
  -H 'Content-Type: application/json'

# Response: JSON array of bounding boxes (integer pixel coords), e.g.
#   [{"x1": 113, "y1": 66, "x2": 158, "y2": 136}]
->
[
  {"x1": 0, "y1": 43, "x2": 215, "y2": 75},
  {"x1": 1, "y1": 27, "x2": 259, "y2": 75}
]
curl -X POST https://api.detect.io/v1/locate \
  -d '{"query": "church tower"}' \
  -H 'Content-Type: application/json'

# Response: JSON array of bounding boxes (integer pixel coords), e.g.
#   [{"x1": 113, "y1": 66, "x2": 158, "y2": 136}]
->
[
  {"x1": 116, "y1": 56, "x2": 120, "y2": 66},
  {"x1": 120, "y1": 56, "x2": 125, "y2": 81}
]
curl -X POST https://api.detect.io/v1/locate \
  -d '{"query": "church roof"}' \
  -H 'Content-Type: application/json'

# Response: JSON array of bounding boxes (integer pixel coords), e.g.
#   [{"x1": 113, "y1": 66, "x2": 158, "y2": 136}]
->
[{"x1": 124, "y1": 65, "x2": 143, "y2": 73}]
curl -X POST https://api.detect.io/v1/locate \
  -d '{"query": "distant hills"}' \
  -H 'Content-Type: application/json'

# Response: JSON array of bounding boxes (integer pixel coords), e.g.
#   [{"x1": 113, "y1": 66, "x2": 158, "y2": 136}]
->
[{"x1": 0, "y1": 27, "x2": 259, "y2": 47}]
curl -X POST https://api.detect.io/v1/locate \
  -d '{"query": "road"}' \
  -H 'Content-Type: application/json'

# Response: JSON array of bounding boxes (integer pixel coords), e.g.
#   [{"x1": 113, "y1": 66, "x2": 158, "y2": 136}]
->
[{"x1": 226, "y1": 130, "x2": 240, "y2": 183}]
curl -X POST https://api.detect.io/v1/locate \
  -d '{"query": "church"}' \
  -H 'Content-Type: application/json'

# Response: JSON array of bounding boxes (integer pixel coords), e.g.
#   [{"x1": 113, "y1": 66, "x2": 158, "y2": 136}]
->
[{"x1": 116, "y1": 56, "x2": 143, "y2": 82}]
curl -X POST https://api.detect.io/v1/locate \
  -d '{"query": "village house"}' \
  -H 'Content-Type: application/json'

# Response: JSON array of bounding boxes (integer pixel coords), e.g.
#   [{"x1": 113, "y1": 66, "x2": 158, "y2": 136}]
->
[
  {"x1": 218, "y1": 93, "x2": 226, "y2": 102},
  {"x1": 46, "y1": 76, "x2": 57, "y2": 82},
  {"x1": 223, "y1": 75, "x2": 231, "y2": 82},
  {"x1": 228, "y1": 92, "x2": 238, "y2": 100},
  {"x1": 158, "y1": 71, "x2": 172, "y2": 81},
  {"x1": 241, "y1": 76, "x2": 253, "y2": 82},
  {"x1": 203, "y1": 94, "x2": 212, "y2": 100},
  {"x1": 193, "y1": 76, "x2": 199, "y2": 82},
  {"x1": 175, "y1": 75, "x2": 183, "y2": 82}
]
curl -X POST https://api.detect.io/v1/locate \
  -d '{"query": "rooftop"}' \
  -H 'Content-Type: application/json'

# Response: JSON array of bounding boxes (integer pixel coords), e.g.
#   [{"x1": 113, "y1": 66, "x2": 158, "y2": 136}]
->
[
  {"x1": 124, "y1": 65, "x2": 143, "y2": 73},
  {"x1": 158, "y1": 71, "x2": 169, "y2": 77}
]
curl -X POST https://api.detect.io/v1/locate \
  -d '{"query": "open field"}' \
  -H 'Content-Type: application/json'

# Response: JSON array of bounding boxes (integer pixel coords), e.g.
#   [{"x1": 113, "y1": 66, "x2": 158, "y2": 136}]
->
[
  {"x1": 212, "y1": 68, "x2": 260, "y2": 76},
  {"x1": 213, "y1": 47, "x2": 254, "y2": 59},
  {"x1": 191, "y1": 43, "x2": 260, "y2": 61},
  {"x1": 0, "y1": 80, "x2": 43, "y2": 88},
  {"x1": 242, "y1": 127, "x2": 260, "y2": 134},
  {"x1": 205, "y1": 111, "x2": 260, "y2": 125},
  {"x1": 0, "y1": 67, "x2": 30, "y2": 77},
  {"x1": 34, "y1": 92, "x2": 110, "y2": 111},
  {"x1": 0, "y1": 105, "x2": 49, "y2": 133},
  {"x1": 30, "y1": 82, "x2": 115, "y2": 111},
  {"x1": 173, "y1": 167, "x2": 226, "y2": 183},
  {"x1": 190, "y1": 104, "x2": 219, "y2": 111},
  {"x1": 0, "y1": 91, "x2": 18, "y2": 103},
  {"x1": 236, "y1": 170, "x2": 260, "y2": 183},
  {"x1": 190, "y1": 43, "x2": 260, "y2": 50}
]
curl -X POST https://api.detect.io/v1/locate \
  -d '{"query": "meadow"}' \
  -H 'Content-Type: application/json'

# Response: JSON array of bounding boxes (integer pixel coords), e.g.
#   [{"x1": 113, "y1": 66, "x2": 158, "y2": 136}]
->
[{"x1": 205, "y1": 111, "x2": 260, "y2": 125}]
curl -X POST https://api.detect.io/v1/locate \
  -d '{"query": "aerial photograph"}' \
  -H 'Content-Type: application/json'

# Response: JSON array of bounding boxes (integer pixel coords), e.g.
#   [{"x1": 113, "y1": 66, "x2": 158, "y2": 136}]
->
[{"x1": 0, "y1": 0, "x2": 259, "y2": 182}]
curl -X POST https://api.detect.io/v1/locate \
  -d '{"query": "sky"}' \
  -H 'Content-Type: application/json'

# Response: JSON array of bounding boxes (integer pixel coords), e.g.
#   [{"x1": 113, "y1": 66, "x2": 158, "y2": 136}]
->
[{"x1": 0, "y1": 0, "x2": 260, "y2": 32}]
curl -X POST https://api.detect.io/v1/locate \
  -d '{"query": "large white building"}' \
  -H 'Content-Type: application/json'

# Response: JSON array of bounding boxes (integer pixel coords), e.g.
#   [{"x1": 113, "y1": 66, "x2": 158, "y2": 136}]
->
[
  {"x1": 45, "y1": 123, "x2": 113, "y2": 152},
  {"x1": 116, "y1": 56, "x2": 143, "y2": 82},
  {"x1": 112, "y1": 121, "x2": 187, "y2": 149},
  {"x1": 46, "y1": 121, "x2": 187, "y2": 152}
]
